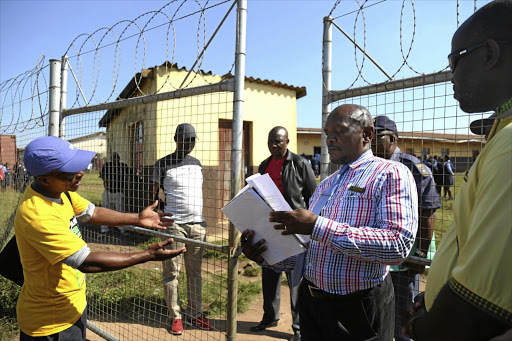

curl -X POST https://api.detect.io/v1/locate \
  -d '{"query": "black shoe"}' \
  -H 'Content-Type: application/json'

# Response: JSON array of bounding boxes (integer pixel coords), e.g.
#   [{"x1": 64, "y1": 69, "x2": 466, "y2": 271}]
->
[
  {"x1": 289, "y1": 333, "x2": 301, "y2": 341},
  {"x1": 250, "y1": 320, "x2": 278, "y2": 332}
]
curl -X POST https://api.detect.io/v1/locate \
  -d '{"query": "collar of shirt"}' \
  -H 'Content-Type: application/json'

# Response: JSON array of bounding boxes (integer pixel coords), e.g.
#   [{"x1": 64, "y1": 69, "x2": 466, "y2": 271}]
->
[
  {"x1": 496, "y1": 97, "x2": 512, "y2": 119},
  {"x1": 389, "y1": 147, "x2": 402, "y2": 162},
  {"x1": 346, "y1": 149, "x2": 374, "y2": 169}
]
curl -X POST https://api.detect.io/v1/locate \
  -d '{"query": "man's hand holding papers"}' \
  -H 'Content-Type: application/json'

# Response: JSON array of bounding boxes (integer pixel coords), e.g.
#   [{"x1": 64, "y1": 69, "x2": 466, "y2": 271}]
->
[
  {"x1": 270, "y1": 209, "x2": 318, "y2": 236},
  {"x1": 221, "y1": 173, "x2": 309, "y2": 265},
  {"x1": 240, "y1": 230, "x2": 266, "y2": 263}
]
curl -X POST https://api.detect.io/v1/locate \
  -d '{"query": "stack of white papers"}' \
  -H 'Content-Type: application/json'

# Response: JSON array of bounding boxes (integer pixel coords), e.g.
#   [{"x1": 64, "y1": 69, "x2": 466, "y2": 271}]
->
[{"x1": 221, "y1": 173, "x2": 308, "y2": 265}]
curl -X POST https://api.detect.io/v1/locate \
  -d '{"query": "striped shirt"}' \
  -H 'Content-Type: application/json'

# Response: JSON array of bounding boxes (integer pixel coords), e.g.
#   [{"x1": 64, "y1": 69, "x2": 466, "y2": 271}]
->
[{"x1": 270, "y1": 150, "x2": 418, "y2": 295}]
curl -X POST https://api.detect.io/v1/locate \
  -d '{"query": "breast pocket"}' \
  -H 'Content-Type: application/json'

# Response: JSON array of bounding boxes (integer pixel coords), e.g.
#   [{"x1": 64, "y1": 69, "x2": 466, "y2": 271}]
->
[{"x1": 333, "y1": 189, "x2": 375, "y2": 225}]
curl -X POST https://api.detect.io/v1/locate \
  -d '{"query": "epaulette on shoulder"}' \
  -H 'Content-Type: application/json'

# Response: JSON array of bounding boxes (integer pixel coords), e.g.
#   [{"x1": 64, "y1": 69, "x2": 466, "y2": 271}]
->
[{"x1": 399, "y1": 153, "x2": 431, "y2": 177}]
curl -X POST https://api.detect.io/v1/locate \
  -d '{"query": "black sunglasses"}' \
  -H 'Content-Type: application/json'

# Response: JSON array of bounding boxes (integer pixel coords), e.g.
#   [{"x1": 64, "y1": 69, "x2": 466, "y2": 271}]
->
[{"x1": 448, "y1": 40, "x2": 509, "y2": 72}]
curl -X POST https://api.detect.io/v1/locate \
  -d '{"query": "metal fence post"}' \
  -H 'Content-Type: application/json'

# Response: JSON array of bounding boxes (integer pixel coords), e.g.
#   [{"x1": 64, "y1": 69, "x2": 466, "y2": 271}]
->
[
  {"x1": 48, "y1": 59, "x2": 61, "y2": 137},
  {"x1": 321, "y1": 17, "x2": 332, "y2": 180},
  {"x1": 227, "y1": 0, "x2": 247, "y2": 340},
  {"x1": 59, "y1": 56, "x2": 68, "y2": 139}
]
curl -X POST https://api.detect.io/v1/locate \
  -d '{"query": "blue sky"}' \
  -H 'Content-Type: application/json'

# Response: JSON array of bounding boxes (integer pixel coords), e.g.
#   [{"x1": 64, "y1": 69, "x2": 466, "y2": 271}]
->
[{"x1": 0, "y1": 0, "x2": 491, "y2": 131}]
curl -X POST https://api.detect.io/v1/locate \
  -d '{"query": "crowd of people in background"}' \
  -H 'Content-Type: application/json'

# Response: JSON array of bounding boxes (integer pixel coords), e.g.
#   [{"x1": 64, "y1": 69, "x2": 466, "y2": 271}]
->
[
  {"x1": 0, "y1": 161, "x2": 29, "y2": 192},
  {"x1": 422, "y1": 154, "x2": 454, "y2": 200}
]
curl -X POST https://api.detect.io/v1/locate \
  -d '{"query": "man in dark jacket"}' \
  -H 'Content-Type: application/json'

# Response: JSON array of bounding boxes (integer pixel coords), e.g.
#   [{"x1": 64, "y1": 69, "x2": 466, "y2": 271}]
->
[{"x1": 250, "y1": 126, "x2": 316, "y2": 341}]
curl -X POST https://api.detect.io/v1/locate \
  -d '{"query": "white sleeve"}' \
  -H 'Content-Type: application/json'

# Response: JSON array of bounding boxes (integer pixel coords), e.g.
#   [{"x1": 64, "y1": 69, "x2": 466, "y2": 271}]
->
[
  {"x1": 62, "y1": 245, "x2": 91, "y2": 269},
  {"x1": 76, "y1": 202, "x2": 95, "y2": 222}
]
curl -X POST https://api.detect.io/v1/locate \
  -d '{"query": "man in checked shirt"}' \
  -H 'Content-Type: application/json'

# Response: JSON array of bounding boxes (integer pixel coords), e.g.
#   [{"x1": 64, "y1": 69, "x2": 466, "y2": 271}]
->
[{"x1": 241, "y1": 103, "x2": 418, "y2": 340}]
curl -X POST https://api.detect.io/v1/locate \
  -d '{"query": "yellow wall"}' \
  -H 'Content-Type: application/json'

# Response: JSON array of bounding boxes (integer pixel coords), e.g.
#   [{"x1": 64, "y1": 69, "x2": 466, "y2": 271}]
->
[
  {"x1": 152, "y1": 67, "x2": 299, "y2": 169},
  {"x1": 104, "y1": 66, "x2": 301, "y2": 171},
  {"x1": 399, "y1": 139, "x2": 485, "y2": 158},
  {"x1": 297, "y1": 133, "x2": 322, "y2": 156},
  {"x1": 244, "y1": 82, "x2": 298, "y2": 167},
  {"x1": 70, "y1": 135, "x2": 107, "y2": 158},
  {"x1": 105, "y1": 78, "x2": 158, "y2": 166}
]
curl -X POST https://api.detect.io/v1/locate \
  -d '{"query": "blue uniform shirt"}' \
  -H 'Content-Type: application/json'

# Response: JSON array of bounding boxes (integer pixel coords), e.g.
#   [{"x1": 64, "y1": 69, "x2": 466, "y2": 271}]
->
[
  {"x1": 390, "y1": 148, "x2": 442, "y2": 272},
  {"x1": 390, "y1": 148, "x2": 442, "y2": 211}
]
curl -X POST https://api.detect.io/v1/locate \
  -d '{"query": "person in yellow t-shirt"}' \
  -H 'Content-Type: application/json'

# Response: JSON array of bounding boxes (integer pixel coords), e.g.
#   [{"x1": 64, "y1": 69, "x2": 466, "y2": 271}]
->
[
  {"x1": 15, "y1": 136, "x2": 186, "y2": 340},
  {"x1": 404, "y1": 1, "x2": 512, "y2": 340}
]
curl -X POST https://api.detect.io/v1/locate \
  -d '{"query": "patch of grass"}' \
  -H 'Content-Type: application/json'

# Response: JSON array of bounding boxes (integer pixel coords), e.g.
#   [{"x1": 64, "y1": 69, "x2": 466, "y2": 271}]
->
[
  {"x1": 0, "y1": 316, "x2": 18, "y2": 341},
  {"x1": 86, "y1": 254, "x2": 262, "y2": 322},
  {"x1": 433, "y1": 174, "x2": 463, "y2": 247},
  {"x1": 242, "y1": 264, "x2": 261, "y2": 277},
  {"x1": 136, "y1": 236, "x2": 162, "y2": 251},
  {"x1": 236, "y1": 279, "x2": 261, "y2": 312},
  {"x1": 203, "y1": 272, "x2": 261, "y2": 315},
  {"x1": 0, "y1": 277, "x2": 20, "y2": 340},
  {"x1": 0, "y1": 277, "x2": 20, "y2": 317},
  {"x1": 203, "y1": 239, "x2": 229, "y2": 260},
  {"x1": 77, "y1": 170, "x2": 103, "y2": 206},
  {"x1": 0, "y1": 190, "x2": 23, "y2": 245},
  {"x1": 203, "y1": 248, "x2": 228, "y2": 260}
]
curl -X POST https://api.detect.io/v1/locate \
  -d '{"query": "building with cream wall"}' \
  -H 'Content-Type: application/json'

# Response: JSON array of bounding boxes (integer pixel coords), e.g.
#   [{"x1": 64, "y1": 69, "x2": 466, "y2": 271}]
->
[
  {"x1": 296, "y1": 128, "x2": 486, "y2": 172},
  {"x1": 98, "y1": 62, "x2": 306, "y2": 222},
  {"x1": 68, "y1": 132, "x2": 107, "y2": 159}
]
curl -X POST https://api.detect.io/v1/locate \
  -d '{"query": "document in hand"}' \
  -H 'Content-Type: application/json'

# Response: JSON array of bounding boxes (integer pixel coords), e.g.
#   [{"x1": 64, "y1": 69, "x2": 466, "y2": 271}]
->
[{"x1": 221, "y1": 173, "x2": 308, "y2": 265}]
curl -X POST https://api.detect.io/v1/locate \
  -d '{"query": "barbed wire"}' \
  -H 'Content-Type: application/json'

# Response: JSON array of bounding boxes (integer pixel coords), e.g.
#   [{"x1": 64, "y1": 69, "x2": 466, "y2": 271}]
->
[
  {"x1": 325, "y1": 0, "x2": 482, "y2": 94},
  {"x1": 0, "y1": 0, "x2": 235, "y2": 132},
  {"x1": 0, "y1": 56, "x2": 49, "y2": 134}
]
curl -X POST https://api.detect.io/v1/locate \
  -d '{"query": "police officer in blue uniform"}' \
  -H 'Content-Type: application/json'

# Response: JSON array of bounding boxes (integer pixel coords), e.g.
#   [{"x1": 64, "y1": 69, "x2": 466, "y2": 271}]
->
[{"x1": 372, "y1": 115, "x2": 442, "y2": 341}]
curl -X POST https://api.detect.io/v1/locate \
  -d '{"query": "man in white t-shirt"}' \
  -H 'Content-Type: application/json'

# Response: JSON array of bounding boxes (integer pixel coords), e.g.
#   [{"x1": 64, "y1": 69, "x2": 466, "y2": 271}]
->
[{"x1": 152, "y1": 123, "x2": 212, "y2": 335}]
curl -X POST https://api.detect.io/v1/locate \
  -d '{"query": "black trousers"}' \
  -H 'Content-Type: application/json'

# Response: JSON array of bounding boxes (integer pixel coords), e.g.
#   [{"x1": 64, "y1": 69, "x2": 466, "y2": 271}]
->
[
  {"x1": 299, "y1": 275, "x2": 395, "y2": 341},
  {"x1": 261, "y1": 267, "x2": 300, "y2": 334}
]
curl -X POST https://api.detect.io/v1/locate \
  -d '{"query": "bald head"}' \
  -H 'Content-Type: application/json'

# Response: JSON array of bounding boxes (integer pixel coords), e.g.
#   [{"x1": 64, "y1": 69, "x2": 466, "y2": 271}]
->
[
  {"x1": 267, "y1": 126, "x2": 289, "y2": 159},
  {"x1": 458, "y1": 0, "x2": 512, "y2": 43},
  {"x1": 329, "y1": 104, "x2": 373, "y2": 133},
  {"x1": 269, "y1": 126, "x2": 288, "y2": 139},
  {"x1": 324, "y1": 104, "x2": 374, "y2": 165}
]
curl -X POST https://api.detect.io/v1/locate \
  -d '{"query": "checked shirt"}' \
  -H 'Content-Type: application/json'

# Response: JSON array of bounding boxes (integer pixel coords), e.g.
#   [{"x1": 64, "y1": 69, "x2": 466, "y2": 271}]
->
[{"x1": 270, "y1": 150, "x2": 418, "y2": 295}]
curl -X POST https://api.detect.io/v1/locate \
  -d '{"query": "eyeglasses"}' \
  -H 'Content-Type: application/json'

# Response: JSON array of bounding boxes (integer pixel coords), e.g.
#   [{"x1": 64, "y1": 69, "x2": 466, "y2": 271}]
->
[
  {"x1": 448, "y1": 42, "x2": 486, "y2": 72},
  {"x1": 448, "y1": 40, "x2": 509, "y2": 72}
]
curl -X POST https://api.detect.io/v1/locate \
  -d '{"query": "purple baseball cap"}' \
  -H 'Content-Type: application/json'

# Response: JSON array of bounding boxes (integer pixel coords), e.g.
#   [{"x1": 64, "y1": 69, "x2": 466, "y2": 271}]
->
[{"x1": 24, "y1": 136, "x2": 95, "y2": 176}]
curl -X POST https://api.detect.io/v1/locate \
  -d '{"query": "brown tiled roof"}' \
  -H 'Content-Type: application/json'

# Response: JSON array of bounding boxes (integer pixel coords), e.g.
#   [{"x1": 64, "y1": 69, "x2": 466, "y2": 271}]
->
[
  {"x1": 399, "y1": 131, "x2": 485, "y2": 143},
  {"x1": 68, "y1": 132, "x2": 106, "y2": 143},
  {"x1": 297, "y1": 128, "x2": 485, "y2": 143},
  {"x1": 297, "y1": 127, "x2": 322, "y2": 134}
]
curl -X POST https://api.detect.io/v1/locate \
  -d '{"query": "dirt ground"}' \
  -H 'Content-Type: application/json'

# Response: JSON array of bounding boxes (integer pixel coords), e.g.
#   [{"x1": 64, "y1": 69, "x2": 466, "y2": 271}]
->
[
  {"x1": 85, "y1": 273, "x2": 427, "y2": 341},
  {"x1": 86, "y1": 284, "x2": 295, "y2": 341}
]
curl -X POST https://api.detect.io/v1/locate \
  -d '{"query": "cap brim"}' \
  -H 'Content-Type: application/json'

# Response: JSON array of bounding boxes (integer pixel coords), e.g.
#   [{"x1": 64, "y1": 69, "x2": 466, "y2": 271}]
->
[
  {"x1": 177, "y1": 134, "x2": 198, "y2": 140},
  {"x1": 58, "y1": 149, "x2": 95, "y2": 173},
  {"x1": 470, "y1": 118, "x2": 494, "y2": 135}
]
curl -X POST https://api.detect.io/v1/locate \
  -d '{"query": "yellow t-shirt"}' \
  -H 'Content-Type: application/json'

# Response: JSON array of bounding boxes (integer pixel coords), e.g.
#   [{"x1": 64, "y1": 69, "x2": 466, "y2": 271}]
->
[
  {"x1": 14, "y1": 187, "x2": 90, "y2": 337},
  {"x1": 425, "y1": 116, "x2": 512, "y2": 322}
]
